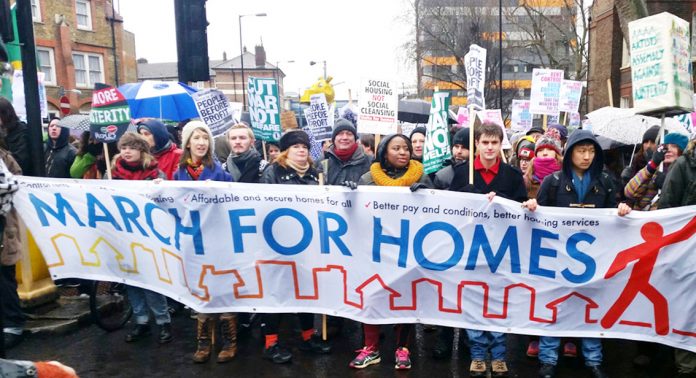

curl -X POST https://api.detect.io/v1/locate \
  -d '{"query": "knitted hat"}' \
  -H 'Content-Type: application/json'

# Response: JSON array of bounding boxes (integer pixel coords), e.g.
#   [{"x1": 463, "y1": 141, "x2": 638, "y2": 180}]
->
[
  {"x1": 548, "y1": 123, "x2": 568, "y2": 141},
  {"x1": 518, "y1": 146, "x2": 535, "y2": 160},
  {"x1": 452, "y1": 127, "x2": 470, "y2": 149},
  {"x1": 535, "y1": 128, "x2": 562, "y2": 155},
  {"x1": 515, "y1": 136, "x2": 535, "y2": 156},
  {"x1": 331, "y1": 118, "x2": 357, "y2": 143},
  {"x1": 410, "y1": 126, "x2": 427, "y2": 139},
  {"x1": 664, "y1": 132, "x2": 689, "y2": 152},
  {"x1": 279, "y1": 129, "x2": 311, "y2": 151},
  {"x1": 181, "y1": 120, "x2": 215, "y2": 155},
  {"x1": 137, "y1": 119, "x2": 171, "y2": 153},
  {"x1": 642, "y1": 125, "x2": 660, "y2": 144},
  {"x1": 526, "y1": 126, "x2": 545, "y2": 137},
  {"x1": 117, "y1": 132, "x2": 151, "y2": 154}
]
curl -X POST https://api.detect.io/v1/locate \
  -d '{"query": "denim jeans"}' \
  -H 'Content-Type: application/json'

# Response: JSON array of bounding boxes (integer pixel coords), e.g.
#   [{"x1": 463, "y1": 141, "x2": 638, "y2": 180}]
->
[
  {"x1": 466, "y1": 329, "x2": 506, "y2": 360},
  {"x1": 539, "y1": 336, "x2": 602, "y2": 366},
  {"x1": 127, "y1": 286, "x2": 171, "y2": 325}
]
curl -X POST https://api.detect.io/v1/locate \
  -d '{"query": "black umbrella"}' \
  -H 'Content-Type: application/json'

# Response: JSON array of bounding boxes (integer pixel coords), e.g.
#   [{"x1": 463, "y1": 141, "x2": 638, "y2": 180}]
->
[
  {"x1": 594, "y1": 134, "x2": 630, "y2": 150},
  {"x1": 398, "y1": 99, "x2": 431, "y2": 124}
]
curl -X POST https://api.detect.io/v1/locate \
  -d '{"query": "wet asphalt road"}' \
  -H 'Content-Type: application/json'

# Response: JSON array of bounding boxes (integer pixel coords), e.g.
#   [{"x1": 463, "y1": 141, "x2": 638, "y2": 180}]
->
[{"x1": 7, "y1": 313, "x2": 678, "y2": 377}]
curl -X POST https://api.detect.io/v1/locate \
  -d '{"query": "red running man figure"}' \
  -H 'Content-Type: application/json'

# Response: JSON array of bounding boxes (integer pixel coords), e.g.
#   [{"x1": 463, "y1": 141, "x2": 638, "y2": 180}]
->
[{"x1": 601, "y1": 217, "x2": 696, "y2": 335}]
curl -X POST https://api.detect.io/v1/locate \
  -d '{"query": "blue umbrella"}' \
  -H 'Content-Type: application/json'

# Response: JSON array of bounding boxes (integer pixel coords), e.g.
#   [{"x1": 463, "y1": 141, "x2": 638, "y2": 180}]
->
[{"x1": 118, "y1": 80, "x2": 199, "y2": 121}]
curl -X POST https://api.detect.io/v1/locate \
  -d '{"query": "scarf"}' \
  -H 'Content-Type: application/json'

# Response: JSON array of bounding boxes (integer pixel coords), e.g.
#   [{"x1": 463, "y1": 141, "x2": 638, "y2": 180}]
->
[
  {"x1": 333, "y1": 143, "x2": 358, "y2": 162},
  {"x1": 112, "y1": 158, "x2": 159, "y2": 180},
  {"x1": 532, "y1": 157, "x2": 561, "y2": 183},
  {"x1": 285, "y1": 158, "x2": 310, "y2": 177},
  {"x1": 370, "y1": 160, "x2": 423, "y2": 186},
  {"x1": 571, "y1": 170, "x2": 592, "y2": 203},
  {"x1": 185, "y1": 158, "x2": 205, "y2": 181},
  {"x1": 226, "y1": 149, "x2": 258, "y2": 181}
]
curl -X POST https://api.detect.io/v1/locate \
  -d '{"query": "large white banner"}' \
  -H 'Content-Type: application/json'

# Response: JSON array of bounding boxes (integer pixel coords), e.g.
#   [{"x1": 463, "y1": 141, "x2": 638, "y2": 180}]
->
[{"x1": 14, "y1": 177, "x2": 696, "y2": 352}]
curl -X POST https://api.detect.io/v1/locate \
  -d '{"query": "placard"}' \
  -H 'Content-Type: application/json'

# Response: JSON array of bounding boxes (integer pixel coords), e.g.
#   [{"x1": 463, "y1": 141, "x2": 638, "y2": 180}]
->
[
  {"x1": 192, "y1": 89, "x2": 235, "y2": 137},
  {"x1": 248, "y1": 77, "x2": 282, "y2": 142},
  {"x1": 465, "y1": 44, "x2": 487, "y2": 111},
  {"x1": 358, "y1": 78, "x2": 398, "y2": 135},
  {"x1": 529, "y1": 69, "x2": 563, "y2": 115}
]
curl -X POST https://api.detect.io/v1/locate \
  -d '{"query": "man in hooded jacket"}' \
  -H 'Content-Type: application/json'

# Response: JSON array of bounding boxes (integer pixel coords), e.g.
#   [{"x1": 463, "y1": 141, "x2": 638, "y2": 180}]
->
[{"x1": 44, "y1": 118, "x2": 76, "y2": 178}]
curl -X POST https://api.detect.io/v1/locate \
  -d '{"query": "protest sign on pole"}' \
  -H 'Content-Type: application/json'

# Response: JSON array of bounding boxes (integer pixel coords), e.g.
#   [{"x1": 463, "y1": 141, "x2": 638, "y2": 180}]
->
[
  {"x1": 229, "y1": 102, "x2": 243, "y2": 124},
  {"x1": 11, "y1": 70, "x2": 48, "y2": 121},
  {"x1": 192, "y1": 89, "x2": 235, "y2": 137},
  {"x1": 456, "y1": 107, "x2": 469, "y2": 127},
  {"x1": 15, "y1": 177, "x2": 696, "y2": 352},
  {"x1": 629, "y1": 12, "x2": 694, "y2": 114},
  {"x1": 558, "y1": 79, "x2": 584, "y2": 113},
  {"x1": 465, "y1": 44, "x2": 486, "y2": 111},
  {"x1": 248, "y1": 77, "x2": 282, "y2": 142},
  {"x1": 423, "y1": 91, "x2": 451, "y2": 174},
  {"x1": 477, "y1": 109, "x2": 512, "y2": 149},
  {"x1": 358, "y1": 78, "x2": 398, "y2": 135},
  {"x1": 89, "y1": 83, "x2": 131, "y2": 143},
  {"x1": 569, "y1": 112, "x2": 581, "y2": 128},
  {"x1": 400, "y1": 122, "x2": 419, "y2": 137},
  {"x1": 511, "y1": 100, "x2": 532, "y2": 132},
  {"x1": 529, "y1": 68, "x2": 563, "y2": 116},
  {"x1": 303, "y1": 93, "x2": 332, "y2": 141}
]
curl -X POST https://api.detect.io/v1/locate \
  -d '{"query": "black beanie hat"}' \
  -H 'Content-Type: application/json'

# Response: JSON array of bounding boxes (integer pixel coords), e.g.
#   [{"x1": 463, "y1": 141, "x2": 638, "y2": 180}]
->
[
  {"x1": 452, "y1": 127, "x2": 470, "y2": 149},
  {"x1": 279, "y1": 129, "x2": 311, "y2": 152},
  {"x1": 331, "y1": 118, "x2": 357, "y2": 143},
  {"x1": 410, "y1": 126, "x2": 427, "y2": 140},
  {"x1": 642, "y1": 125, "x2": 660, "y2": 144}
]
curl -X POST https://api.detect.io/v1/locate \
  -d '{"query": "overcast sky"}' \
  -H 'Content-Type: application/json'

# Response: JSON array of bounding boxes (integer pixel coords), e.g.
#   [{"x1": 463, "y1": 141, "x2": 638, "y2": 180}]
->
[{"x1": 118, "y1": 0, "x2": 416, "y2": 100}]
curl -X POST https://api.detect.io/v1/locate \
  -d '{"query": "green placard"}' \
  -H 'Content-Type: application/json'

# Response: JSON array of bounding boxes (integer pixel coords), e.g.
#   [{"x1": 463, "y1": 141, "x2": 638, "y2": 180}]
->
[
  {"x1": 248, "y1": 77, "x2": 281, "y2": 142},
  {"x1": 423, "y1": 91, "x2": 451, "y2": 174}
]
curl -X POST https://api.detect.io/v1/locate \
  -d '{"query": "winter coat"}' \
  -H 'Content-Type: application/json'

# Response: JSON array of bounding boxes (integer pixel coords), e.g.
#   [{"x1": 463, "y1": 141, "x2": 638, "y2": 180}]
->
[
  {"x1": 44, "y1": 127, "x2": 77, "y2": 178},
  {"x1": 433, "y1": 160, "x2": 464, "y2": 190},
  {"x1": 659, "y1": 146, "x2": 696, "y2": 208},
  {"x1": 70, "y1": 153, "x2": 97, "y2": 179},
  {"x1": 0, "y1": 150, "x2": 23, "y2": 266},
  {"x1": 1, "y1": 120, "x2": 31, "y2": 176},
  {"x1": 316, "y1": 145, "x2": 371, "y2": 185},
  {"x1": 261, "y1": 162, "x2": 319, "y2": 185},
  {"x1": 536, "y1": 130, "x2": 616, "y2": 209},
  {"x1": 154, "y1": 143, "x2": 183, "y2": 180},
  {"x1": 224, "y1": 149, "x2": 264, "y2": 183},
  {"x1": 173, "y1": 161, "x2": 233, "y2": 182},
  {"x1": 449, "y1": 158, "x2": 528, "y2": 202},
  {"x1": 624, "y1": 162, "x2": 665, "y2": 210}
]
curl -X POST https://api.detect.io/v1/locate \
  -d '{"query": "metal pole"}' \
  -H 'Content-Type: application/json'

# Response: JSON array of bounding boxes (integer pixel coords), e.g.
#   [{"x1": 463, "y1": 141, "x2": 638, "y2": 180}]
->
[
  {"x1": 110, "y1": 0, "x2": 119, "y2": 85},
  {"x1": 498, "y1": 0, "x2": 503, "y2": 110},
  {"x1": 323, "y1": 60, "x2": 327, "y2": 80},
  {"x1": 239, "y1": 15, "x2": 245, "y2": 109}
]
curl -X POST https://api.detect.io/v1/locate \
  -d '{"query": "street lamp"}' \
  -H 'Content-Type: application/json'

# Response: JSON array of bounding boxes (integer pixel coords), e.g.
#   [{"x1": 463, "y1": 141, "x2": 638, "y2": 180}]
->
[
  {"x1": 275, "y1": 60, "x2": 295, "y2": 96},
  {"x1": 309, "y1": 60, "x2": 327, "y2": 79},
  {"x1": 239, "y1": 12, "x2": 267, "y2": 109}
]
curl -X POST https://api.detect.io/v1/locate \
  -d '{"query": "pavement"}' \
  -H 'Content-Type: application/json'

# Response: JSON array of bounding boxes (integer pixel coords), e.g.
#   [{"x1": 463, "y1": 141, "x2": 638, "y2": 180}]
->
[{"x1": 6, "y1": 295, "x2": 679, "y2": 378}]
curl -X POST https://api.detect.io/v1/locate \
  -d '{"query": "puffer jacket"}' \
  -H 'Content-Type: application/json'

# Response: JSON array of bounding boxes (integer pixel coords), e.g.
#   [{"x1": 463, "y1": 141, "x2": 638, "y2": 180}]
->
[
  {"x1": 44, "y1": 126, "x2": 77, "y2": 178},
  {"x1": 316, "y1": 144, "x2": 371, "y2": 185},
  {"x1": 659, "y1": 144, "x2": 696, "y2": 208},
  {"x1": 0, "y1": 149, "x2": 23, "y2": 266}
]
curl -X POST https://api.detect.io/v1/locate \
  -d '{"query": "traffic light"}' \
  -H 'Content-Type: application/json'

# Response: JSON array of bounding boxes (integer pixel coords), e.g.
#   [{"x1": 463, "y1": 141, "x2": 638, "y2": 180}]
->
[{"x1": 174, "y1": 0, "x2": 210, "y2": 83}]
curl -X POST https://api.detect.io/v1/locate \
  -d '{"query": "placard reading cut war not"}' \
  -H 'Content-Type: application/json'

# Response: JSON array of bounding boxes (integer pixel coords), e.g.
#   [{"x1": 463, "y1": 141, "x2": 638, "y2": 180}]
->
[
  {"x1": 529, "y1": 69, "x2": 563, "y2": 116},
  {"x1": 423, "y1": 91, "x2": 451, "y2": 174},
  {"x1": 248, "y1": 77, "x2": 282, "y2": 142},
  {"x1": 358, "y1": 78, "x2": 398, "y2": 135}
]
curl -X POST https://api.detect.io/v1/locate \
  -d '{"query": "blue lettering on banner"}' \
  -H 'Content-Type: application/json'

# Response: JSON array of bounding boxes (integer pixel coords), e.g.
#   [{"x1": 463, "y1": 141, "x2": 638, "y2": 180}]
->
[
  {"x1": 413, "y1": 221, "x2": 463, "y2": 271},
  {"x1": 86, "y1": 193, "x2": 123, "y2": 231},
  {"x1": 562, "y1": 232, "x2": 597, "y2": 284},
  {"x1": 229, "y1": 209, "x2": 257, "y2": 253},
  {"x1": 317, "y1": 211, "x2": 351, "y2": 256},
  {"x1": 466, "y1": 225, "x2": 521, "y2": 273},
  {"x1": 29, "y1": 193, "x2": 86, "y2": 227},
  {"x1": 168, "y1": 208, "x2": 204, "y2": 255},
  {"x1": 530, "y1": 228, "x2": 558, "y2": 278},
  {"x1": 262, "y1": 208, "x2": 312, "y2": 256},
  {"x1": 112, "y1": 196, "x2": 149, "y2": 236},
  {"x1": 144, "y1": 203, "x2": 171, "y2": 246},
  {"x1": 372, "y1": 217, "x2": 410, "y2": 268}
]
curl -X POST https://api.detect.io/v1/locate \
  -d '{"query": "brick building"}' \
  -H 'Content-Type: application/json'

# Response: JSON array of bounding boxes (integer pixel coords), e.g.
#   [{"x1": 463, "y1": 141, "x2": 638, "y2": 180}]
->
[
  {"x1": 29, "y1": 0, "x2": 136, "y2": 116},
  {"x1": 587, "y1": 0, "x2": 696, "y2": 112}
]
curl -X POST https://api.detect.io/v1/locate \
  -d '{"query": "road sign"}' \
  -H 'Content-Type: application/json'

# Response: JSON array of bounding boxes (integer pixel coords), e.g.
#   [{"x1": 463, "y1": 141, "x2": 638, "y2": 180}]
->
[{"x1": 60, "y1": 96, "x2": 70, "y2": 115}]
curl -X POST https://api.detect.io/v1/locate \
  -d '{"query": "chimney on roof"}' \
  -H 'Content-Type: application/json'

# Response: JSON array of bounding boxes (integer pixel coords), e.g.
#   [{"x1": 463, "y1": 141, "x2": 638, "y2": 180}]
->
[
  {"x1": 255, "y1": 45, "x2": 266, "y2": 68},
  {"x1": 223, "y1": 51, "x2": 227, "y2": 61},
  {"x1": 137, "y1": 58, "x2": 148, "y2": 63}
]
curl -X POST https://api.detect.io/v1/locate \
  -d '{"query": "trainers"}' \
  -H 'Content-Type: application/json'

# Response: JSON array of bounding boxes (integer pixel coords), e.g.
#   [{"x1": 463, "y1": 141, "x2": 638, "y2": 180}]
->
[
  {"x1": 125, "y1": 324, "x2": 151, "y2": 342},
  {"x1": 262, "y1": 343, "x2": 292, "y2": 364},
  {"x1": 539, "y1": 363, "x2": 556, "y2": 378},
  {"x1": 587, "y1": 365, "x2": 608, "y2": 378},
  {"x1": 298, "y1": 334, "x2": 332, "y2": 354},
  {"x1": 563, "y1": 341, "x2": 577, "y2": 357},
  {"x1": 469, "y1": 359, "x2": 487, "y2": 377},
  {"x1": 491, "y1": 359, "x2": 509, "y2": 377},
  {"x1": 349, "y1": 346, "x2": 380, "y2": 369},
  {"x1": 158, "y1": 323, "x2": 173, "y2": 344},
  {"x1": 526, "y1": 340, "x2": 540, "y2": 357},
  {"x1": 394, "y1": 347, "x2": 411, "y2": 370}
]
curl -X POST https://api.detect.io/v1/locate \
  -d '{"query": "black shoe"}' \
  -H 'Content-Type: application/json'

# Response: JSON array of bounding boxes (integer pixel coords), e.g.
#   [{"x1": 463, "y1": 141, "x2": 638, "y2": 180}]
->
[
  {"x1": 158, "y1": 323, "x2": 173, "y2": 344},
  {"x1": 298, "y1": 335, "x2": 331, "y2": 354},
  {"x1": 125, "y1": 324, "x2": 151, "y2": 342},
  {"x1": 587, "y1": 365, "x2": 608, "y2": 378},
  {"x1": 432, "y1": 334, "x2": 453, "y2": 359},
  {"x1": 539, "y1": 363, "x2": 556, "y2": 378},
  {"x1": 3, "y1": 332, "x2": 24, "y2": 349},
  {"x1": 263, "y1": 343, "x2": 292, "y2": 363}
]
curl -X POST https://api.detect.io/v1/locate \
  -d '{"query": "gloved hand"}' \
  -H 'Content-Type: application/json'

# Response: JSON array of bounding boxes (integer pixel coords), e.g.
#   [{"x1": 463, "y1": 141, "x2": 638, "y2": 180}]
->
[
  {"x1": 341, "y1": 180, "x2": 358, "y2": 190},
  {"x1": 650, "y1": 145, "x2": 666, "y2": 166},
  {"x1": 410, "y1": 183, "x2": 428, "y2": 192}
]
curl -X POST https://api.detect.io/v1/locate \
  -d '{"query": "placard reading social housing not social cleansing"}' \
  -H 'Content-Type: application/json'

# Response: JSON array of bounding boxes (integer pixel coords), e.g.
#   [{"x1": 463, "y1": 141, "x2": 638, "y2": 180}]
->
[
  {"x1": 248, "y1": 77, "x2": 282, "y2": 142},
  {"x1": 529, "y1": 69, "x2": 563, "y2": 116},
  {"x1": 358, "y1": 78, "x2": 398, "y2": 135}
]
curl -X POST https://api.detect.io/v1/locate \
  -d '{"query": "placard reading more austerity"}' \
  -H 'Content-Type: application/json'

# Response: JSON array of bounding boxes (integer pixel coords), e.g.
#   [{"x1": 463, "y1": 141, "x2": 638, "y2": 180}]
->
[
  {"x1": 248, "y1": 77, "x2": 282, "y2": 142},
  {"x1": 14, "y1": 177, "x2": 696, "y2": 352}
]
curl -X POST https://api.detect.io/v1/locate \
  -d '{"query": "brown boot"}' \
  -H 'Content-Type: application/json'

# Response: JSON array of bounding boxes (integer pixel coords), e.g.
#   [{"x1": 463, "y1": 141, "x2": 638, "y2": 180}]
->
[
  {"x1": 217, "y1": 314, "x2": 238, "y2": 363},
  {"x1": 193, "y1": 317, "x2": 214, "y2": 363}
]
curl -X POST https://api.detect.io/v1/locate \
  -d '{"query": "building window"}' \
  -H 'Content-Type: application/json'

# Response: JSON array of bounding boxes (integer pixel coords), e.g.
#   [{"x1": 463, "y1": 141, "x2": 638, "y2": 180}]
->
[
  {"x1": 31, "y1": 0, "x2": 41, "y2": 22},
  {"x1": 72, "y1": 52, "x2": 103, "y2": 87},
  {"x1": 75, "y1": 0, "x2": 92, "y2": 30},
  {"x1": 620, "y1": 96, "x2": 631, "y2": 109},
  {"x1": 36, "y1": 47, "x2": 55, "y2": 85}
]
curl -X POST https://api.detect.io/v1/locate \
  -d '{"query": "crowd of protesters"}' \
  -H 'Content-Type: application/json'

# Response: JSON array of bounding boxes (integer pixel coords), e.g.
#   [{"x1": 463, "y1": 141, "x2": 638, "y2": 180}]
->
[{"x1": 0, "y1": 96, "x2": 695, "y2": 378}]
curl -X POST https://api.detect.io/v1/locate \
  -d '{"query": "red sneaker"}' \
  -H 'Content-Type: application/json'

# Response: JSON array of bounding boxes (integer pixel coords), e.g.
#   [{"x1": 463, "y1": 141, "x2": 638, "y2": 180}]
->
[
  {"x1": 563, "y1": 341, "x2": 577, "y2": 358},
  {"x1": 526, "y1": 340, "x2": 540, "y2": 357}
]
